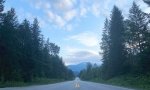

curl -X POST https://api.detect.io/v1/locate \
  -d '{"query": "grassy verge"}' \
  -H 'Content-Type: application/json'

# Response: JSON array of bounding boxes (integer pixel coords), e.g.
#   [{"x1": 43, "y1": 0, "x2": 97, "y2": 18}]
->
[
  {"x1": 90, "y1": 75, "x2": 150, "y2": 90},
  {"x1": 0, "y1": 78, "x2": 65, "y2": 88}
]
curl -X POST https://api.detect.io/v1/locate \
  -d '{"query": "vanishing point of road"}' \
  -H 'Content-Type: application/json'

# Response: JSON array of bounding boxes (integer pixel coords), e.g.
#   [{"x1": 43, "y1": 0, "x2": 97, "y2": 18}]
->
[{"x1": 0, "y1": 78, "x2": 134, "y2": 90}]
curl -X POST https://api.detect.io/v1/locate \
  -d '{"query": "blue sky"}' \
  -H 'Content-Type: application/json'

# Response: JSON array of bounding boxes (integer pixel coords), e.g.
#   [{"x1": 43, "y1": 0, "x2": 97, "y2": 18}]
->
[{"x1": 4, "y1": 0, "x2": 149, "y2": 65}]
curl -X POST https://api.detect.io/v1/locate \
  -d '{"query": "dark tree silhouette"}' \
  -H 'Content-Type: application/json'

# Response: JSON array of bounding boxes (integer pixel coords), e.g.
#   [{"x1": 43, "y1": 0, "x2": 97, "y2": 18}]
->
[
  {"x1": 143, "y1": 0, "x2": 150, "y2": 6},
  {"x1": 0, "y1": 1, "x2": 74, "y2": 83}
]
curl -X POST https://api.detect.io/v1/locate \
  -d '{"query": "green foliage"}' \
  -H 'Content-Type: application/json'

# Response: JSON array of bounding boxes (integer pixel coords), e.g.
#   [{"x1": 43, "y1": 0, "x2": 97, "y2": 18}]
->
[
  {"x1": 0, "y1": 0, "x2": 4, "y2": 12},
  {"x1": 125, "y1": 2, "x2": 150, "y2": 74},
  {"x1": 100, "y1": 6, "x2": 127, "y2": 79},
  {"x1": 100, "y1": 18, "x2": 110, "y2": 79},
  {"x1": 89, "y1": 75, "x2": 150, "y2": 90},
  {"x1": 0, "y1": 78, "x2": 65, "y2": 88},
  {"x1": 0, "y1": 1, "x2": 74, "y2": 84},
  {"x1": 80, "y1": 2, "x2": 150, "y2": 90},
  {"x1": 79, "y1": 63, "x2": 101, "y2": 80}
]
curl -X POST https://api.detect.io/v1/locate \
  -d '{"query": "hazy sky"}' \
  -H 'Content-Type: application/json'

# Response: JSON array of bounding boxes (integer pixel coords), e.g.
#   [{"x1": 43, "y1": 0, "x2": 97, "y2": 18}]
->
[{"x1": 4, "y1": 0, "x2": 149, "y2": 65}]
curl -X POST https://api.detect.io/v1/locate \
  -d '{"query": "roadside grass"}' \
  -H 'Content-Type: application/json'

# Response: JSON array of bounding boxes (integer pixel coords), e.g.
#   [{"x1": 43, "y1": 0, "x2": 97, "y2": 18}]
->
[
  {"x1": 0, "y1": 78, "x2": 65, "y2": 88},
  {"x1": 90, "y1": 75, "x2": 150, "y2": 90}
]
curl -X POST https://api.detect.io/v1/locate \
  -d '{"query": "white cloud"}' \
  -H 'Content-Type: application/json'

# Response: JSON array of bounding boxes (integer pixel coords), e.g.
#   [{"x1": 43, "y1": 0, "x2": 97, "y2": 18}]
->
[
  {"x1": 28, "y1": 0, "x2": 78, "y2": 30},
  {"x1": 63, "y1": 46, "x2": 99, "y2": 55},
  {"x1": 144, "y1": 8, "x2": 150, "y2": 13},
  {"x1": 47, "y1": 11, "x2": 66, "y2": 27},
  {"x1": 79, "y1": 0, "x2": 89, "y2": 17},
  {"x1": 47, "y1": 11, "x2": 55, "y2": 20},
  {"x1": 64, "y1": 9, "x2": 77, "y2": 22},
  {"x1": 55, "y1": 15, "x2": 66, "y2": 27},
  {"x1": 28, "y1": 0, "x2": 109, "y2": 30},
  {"x1": 135, "y1": 0, "x2": 150, "y2": 13},
  {"x1": 91, "y1": 3, "x2": 101, "y2": 17},
  {"x1": 80, "y1": 7, "x2": 87, "y2": 16},
  {"x1": 115, "y1": 0, "x2": 128, "y2": 9},
  {"x1": 34, "y1": 1, "x2": 42, "y2": 9},
  {"x1": 54, "y1": 0, "x2": 76, "y2": 11},
  {"x1": 31, "y1": 0, "x2": 51, "y2": 10},
  {"x1": 26, "y1": 0, "x2": 149, "y2": 31},
  {"x1": 68, "y1": 31, "x2": 99, "y2": 47},
  {"x1": 62, "y1": 47, "x2": 101, "y2": 65}
]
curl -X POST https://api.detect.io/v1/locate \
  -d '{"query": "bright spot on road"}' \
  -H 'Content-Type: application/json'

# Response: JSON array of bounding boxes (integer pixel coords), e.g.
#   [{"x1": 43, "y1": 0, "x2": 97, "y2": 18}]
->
[{"x1": 75, "y1": 82, "x2": 80, "y2": 88}]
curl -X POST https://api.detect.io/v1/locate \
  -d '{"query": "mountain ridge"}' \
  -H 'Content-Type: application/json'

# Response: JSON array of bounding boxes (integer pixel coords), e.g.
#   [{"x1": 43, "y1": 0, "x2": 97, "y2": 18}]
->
[{"x1": 67, "y1": 62, "x2": 89, "y2": 76}]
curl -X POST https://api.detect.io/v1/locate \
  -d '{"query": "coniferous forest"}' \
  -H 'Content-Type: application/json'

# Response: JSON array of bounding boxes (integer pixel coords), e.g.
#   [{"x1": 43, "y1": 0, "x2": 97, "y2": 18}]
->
[
  {"x1": 1, "y1": 0, "x2": 150, "y2": 89},
  {"x1": 0, "y1": 0, "x2": 74, "y2": 84},
  {"x1": 79, "y1": 1, "x2": 150, "y2": 89}
]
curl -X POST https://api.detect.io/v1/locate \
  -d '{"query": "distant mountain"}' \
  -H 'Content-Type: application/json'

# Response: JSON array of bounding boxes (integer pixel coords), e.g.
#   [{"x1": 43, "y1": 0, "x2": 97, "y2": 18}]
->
[{"x1": 67, "y1": 62, "x2": 89, "y2": 76}]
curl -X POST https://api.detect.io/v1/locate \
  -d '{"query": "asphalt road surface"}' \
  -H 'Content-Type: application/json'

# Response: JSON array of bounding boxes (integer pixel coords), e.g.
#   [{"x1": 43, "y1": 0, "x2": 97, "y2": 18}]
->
[{"x1": 0, "y1": 78, "x2": 134, "y2": 90}]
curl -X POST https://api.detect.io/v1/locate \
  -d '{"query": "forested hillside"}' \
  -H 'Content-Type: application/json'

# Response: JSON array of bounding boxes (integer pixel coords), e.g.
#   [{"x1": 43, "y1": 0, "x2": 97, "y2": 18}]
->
[
  {"x1": 80, "y1": 1, "x2": 150, "y2": 90},
  {"x1": 0, "y1": 0, "x2": 74, "y2": 84}
]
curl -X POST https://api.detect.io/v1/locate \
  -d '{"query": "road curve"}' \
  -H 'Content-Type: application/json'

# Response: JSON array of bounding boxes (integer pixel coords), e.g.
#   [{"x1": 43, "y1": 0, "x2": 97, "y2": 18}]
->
[{"x1": 0, "y1": 78, "x2": 134, "y2": 90}]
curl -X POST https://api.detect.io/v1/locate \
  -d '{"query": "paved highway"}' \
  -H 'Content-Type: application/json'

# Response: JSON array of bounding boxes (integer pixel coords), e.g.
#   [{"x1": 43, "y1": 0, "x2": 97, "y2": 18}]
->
[{"x1": 0, "y1": 78, "x2": 134, "y2": 90}]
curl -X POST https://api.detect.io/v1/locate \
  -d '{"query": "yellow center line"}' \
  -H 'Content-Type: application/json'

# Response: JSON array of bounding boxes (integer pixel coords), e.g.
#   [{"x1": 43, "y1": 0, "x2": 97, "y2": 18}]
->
[{"x1": 75, "y1": 82, "x2": 80, "y2": 88}]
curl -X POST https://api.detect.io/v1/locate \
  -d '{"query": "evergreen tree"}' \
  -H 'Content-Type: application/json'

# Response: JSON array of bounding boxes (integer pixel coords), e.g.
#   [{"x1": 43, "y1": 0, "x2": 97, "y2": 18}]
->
[
  {"x1": 49, "y1": 43, "x2": 60, "y2": 56},
  {"x1": 0, "y1": 0, "x2": 4, "y2": 25},
  {"x1": 0, "y1": 0, "x2": 76, "y2": 83},
  {"x1": 31, "y1": 18, "x2": 42, "y2": 77},
  {"x1": 80, "y1": 1, "x2": 150, "y2": 83},
  {"x1": 107, "y1": 6, "x2": 126, "y2": 78},
  {"x1": 79, "y1": 63, "x2": 101, "y2": 80},
  {"x1": 19, "y1": 19, "x2": 34, "y2": 82},
  {"x1": 128, "y1": 2, "x2": 148, "y2": 54},
  {"x1": 0, "y1": 0, "x2": 4, "y2": 81},
  {"x1": 0, "y1": 0, "x2": 4, "y2": 13},
  {"x1": 126, "y1": 2, "x2": 149, "y2": 73},
  {"x1": 100, "y1": 18, "x2": 110, "y2": 79},
  {"x1": 0, "y1": 8, "x2": 19, "y2": 82}
]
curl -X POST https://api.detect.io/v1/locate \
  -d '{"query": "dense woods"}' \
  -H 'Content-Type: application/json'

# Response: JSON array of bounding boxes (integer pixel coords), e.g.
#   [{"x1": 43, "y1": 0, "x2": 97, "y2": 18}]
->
[
  {"x1": 0, "y1": 0, "x2": 74, "y2": 83},
  {"x1": 1, "y1": 0, "x2": 150, "y2": 89},
  {"x1": 79, "y1": 1, "x2": 150, "y2": 88}
]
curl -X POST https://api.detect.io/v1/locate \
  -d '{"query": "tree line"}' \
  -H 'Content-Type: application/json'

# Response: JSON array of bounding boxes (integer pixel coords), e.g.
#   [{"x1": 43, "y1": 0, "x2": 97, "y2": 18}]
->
[
  {"x1": 79, "y1": 63, "x2": 101, "y2": 80},
  {"x1": 80, "y1": 1, "x2": 150, "y2": 80},
  {"x1": 0, "y1": 0, "x2": 74, "y2": 83}
]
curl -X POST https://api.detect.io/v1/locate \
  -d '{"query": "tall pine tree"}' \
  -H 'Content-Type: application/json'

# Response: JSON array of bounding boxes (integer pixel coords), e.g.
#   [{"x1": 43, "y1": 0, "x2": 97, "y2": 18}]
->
[
  {"x1": 107, "y1": 6, "x2": 126, "y2": 78},
  {"x1": 19, "y1": 19, "x2": 34, "y2": 82},
  {"x1": 0, "y1": 0, "x2": 4, "y2": 13},
  {"x1": 126, "y1": 2, "x2": 149, "y2": 73},
  {"x1": 101, "y1": 18, "x2": 110, "y2": 79}
]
